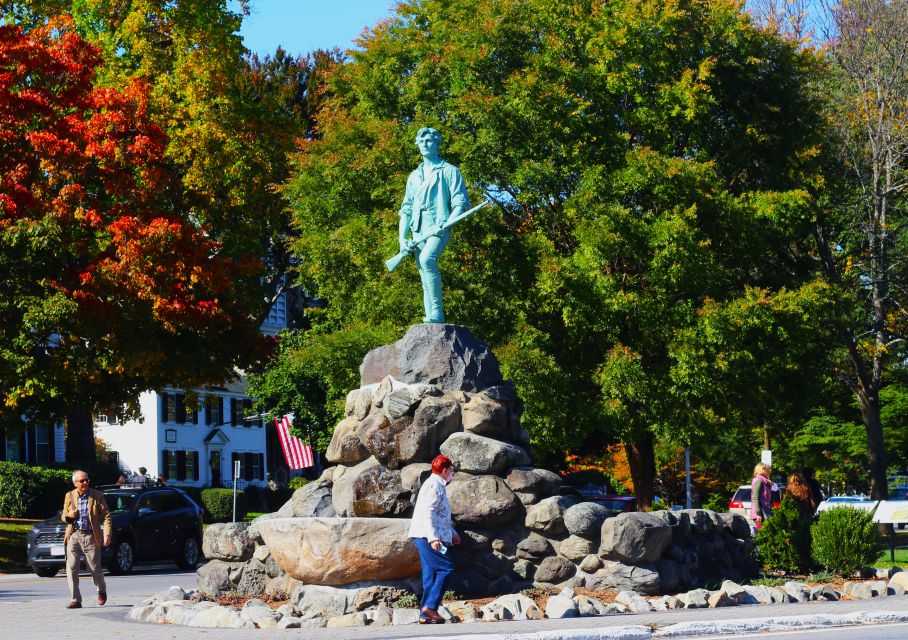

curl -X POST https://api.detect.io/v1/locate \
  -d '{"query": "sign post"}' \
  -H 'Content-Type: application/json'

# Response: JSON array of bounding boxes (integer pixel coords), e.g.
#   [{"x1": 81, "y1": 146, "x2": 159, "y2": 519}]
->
[
  {"x1": 684, "y1": 446, "x2": 692, "y2": 510},
  {"x1": 232, "y1": 460, "x2": 241, "y2": 523}
]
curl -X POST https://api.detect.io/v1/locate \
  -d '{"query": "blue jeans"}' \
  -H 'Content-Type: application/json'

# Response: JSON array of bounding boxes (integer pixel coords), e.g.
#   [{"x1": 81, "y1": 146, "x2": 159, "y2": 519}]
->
[{"x1": 412, "y1": 537, "x2": 454, "y2": 611}]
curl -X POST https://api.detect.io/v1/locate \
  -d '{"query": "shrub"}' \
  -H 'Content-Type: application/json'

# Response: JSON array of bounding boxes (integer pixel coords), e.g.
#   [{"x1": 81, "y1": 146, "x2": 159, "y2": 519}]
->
[
  {"x1": 811, "y1": 506, "x2": 880, "y2": 575},
  {"x1": 200, "y1": 488, "x2": 247, "y2": 523},
  {"x1": 0, "y1": 462, "x2": 71, "y2": 518},
  {"x1": 701, "y1": 493, "x2": 727, "y2": 512},
  {"x1": 288, "y1": 476, "x2": 309, "y2": 490},
  {"x1": 754, "y1": 495, "x2": 813, "y2": 573},
  {"x1": 650, "y1": 500, "x2": 669, "y2": 511},
  {"x1": 392, "y1": 592, "x2": 418, "y2": 608}
]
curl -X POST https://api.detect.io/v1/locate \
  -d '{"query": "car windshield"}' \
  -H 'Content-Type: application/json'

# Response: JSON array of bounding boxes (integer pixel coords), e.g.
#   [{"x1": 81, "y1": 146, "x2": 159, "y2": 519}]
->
[{"x1": 104, "y1": 492, "x2": 138, "y2": 513}]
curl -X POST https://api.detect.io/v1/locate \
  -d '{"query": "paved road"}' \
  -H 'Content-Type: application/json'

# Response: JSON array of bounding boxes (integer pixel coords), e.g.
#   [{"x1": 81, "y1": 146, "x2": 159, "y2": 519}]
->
[
  {"x1": 2, "y1": 567, "x2": 908, "y2": 639},
  {"x1": 692, "y1": 622, "x2": 908, "y2": 639}
]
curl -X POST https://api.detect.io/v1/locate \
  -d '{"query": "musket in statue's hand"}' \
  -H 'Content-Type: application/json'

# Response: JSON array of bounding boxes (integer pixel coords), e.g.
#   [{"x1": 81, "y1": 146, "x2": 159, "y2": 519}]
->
[{"x1": 385, "y1": 199, "x2": 491, "y2": 272}]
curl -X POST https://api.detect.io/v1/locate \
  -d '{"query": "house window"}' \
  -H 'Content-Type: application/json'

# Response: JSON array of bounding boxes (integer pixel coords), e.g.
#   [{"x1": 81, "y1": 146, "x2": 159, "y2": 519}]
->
[
  {"x1": 5, "y1": 433, "x2": 20, "y2": 462},
  {"x1": 236, "y1": 452, "x2": 265, "y2": 482},
  {"x1": 162, "y1": 449, "x2": 200, "y2": 482},
  {"x1": 166, "y1": 394, "x2": 176, "y2": 423},
  {"x1": 35, "y1": 425, "x2": 51, "y2": 463},
  {"x1": 206, "y1": 396, "x2": 223, "y2": 426},
  {"x1": 175, "y1": 393, "x2": 186, "y2": 424}
]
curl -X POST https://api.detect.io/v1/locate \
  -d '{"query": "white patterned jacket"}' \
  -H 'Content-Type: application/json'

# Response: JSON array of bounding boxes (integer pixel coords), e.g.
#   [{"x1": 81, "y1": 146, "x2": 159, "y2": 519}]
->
[{"x1": 407, "y1": 473, "x2": 455, "y2": 544}]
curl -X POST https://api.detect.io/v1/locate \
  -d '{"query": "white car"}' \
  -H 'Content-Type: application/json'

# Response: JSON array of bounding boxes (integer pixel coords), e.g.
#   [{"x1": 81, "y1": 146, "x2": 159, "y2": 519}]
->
[{"x1": 815, "y1": 495, "x2": 878, "y2": 514}]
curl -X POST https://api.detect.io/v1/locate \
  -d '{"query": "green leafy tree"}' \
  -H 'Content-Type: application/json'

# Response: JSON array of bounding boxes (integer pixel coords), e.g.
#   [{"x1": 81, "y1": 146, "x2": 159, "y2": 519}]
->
[
  {"x1": 810, "y1": 0, "x2": 908, "y2": 499},
  {"x1": 275, "y1": 0, "x2": 834, "y2": 506}
]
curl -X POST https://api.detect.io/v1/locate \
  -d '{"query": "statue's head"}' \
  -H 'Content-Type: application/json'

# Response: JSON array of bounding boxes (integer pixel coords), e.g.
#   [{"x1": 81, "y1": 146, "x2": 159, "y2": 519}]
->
[{"x1": 415, "y1": 127, "x2": 442, "y2": 157}]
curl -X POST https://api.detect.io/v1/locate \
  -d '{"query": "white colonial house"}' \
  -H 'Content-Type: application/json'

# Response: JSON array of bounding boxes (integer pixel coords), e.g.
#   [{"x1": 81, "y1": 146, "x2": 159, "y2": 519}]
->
[
  {"x1": 95, "y1": 376, "x2": 273, "y2": 488},
  {"x1": 94, "y1": 291, "x2": 300, "y2": 488}
]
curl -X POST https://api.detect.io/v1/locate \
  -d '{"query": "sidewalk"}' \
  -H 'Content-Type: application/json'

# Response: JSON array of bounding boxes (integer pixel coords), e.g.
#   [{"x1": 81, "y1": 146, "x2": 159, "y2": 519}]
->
[{"x1": 2, "y1": 587, "x2": 906, "y2": 639}]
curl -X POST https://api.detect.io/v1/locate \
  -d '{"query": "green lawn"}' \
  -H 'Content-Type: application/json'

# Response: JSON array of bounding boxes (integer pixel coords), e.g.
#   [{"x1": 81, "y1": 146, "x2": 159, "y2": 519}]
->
[
  {"x1": 0, "y1": 520, "x2": 37, "y2": 573},
  {"x1": 874, "y1": 546, "x2": 908, "y2": 568}
]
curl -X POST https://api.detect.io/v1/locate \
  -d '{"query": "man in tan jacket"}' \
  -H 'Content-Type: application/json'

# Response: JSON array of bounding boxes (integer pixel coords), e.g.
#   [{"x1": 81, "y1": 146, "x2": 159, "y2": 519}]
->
[{"x1": 62, "y1": 470, "x2": 111, "y2": 608}]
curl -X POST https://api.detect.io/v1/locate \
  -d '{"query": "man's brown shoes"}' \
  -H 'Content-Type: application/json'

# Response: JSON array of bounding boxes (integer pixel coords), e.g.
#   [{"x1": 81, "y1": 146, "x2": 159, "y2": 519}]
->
[
  {"x1": 66, "y1": 601, "x2": 81, "y2": 609},
  {"x1": 97, "y1": 592, "x2": 107, "y2": 606}
]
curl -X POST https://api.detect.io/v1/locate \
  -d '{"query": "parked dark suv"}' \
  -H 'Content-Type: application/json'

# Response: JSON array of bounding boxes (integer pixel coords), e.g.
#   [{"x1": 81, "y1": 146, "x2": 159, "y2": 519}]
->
[{"x1": 26, "y1": 484, "x2": 203, "y2": 577}]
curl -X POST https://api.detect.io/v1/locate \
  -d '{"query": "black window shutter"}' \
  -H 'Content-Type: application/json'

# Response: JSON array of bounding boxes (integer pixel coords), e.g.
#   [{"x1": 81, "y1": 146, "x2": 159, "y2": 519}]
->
[
  {"x1": 230, "y1": 399, "x2": 238, "y2": 426},
  {"x1": 217, "y1": 397, "x2": 224, "y2": 425},
  {"x1": 176, "y1": 450, "x2": 187, "y2": 482},
  {"x1": 193, "y1": 451, "x2": 200, "y2": 481},
  {"x1": 205, "y1": 398, "x2": 212, "y2": 425},
  {"x1": 244, "y1": 452, "x2": 254, "y2": 481},
  {"x1": 191, "y1": 404, "x2": 198, "y2": 425},
  {"x1": 258, "y1": 453, "x2": 265, "y2": 481},
  {"x1": 162, "y1": 449, "x2": 171, "y2": 474},
  {"x1": 161, "y1": 394, "x2": 169, "y2": 423},
  {"x1": 176, "y1": 394, "x2": 186, "y2": 424}
]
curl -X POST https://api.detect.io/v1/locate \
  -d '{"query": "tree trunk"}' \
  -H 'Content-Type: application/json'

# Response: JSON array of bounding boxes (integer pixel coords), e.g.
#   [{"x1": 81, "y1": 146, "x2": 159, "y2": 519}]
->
[
  {"x1": 625, "y1": 432, "x2": 657, "y2": 511},
  {"x1": 65, "y1": 409, "x2": 96, "y2": 463},
  {"x1": 857, "y1": 392, "x2": 888, "y2": 500}
]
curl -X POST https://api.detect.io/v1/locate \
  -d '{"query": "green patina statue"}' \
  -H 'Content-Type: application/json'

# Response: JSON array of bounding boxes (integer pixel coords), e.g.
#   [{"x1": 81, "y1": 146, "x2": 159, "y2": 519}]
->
[{"x1": 386, "y1": 127, "x2": 488, "y2": 323}]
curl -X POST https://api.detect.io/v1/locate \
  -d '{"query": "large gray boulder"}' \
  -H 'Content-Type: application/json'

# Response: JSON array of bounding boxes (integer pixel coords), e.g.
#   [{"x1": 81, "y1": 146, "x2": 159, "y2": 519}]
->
[
  {"x1": 600, "y1": 512, "x2": 674, "y2": 564},
  {"x1": 564, "y1": 502, "x2": 612, "y2": 538},
  {"x1": 534, "y1": 556, "x2": 576, "y2": 585},
  {"x1": 515, "y1": 532, "x2": 556, "y2": 560},
  {"x1": 461, "y1": 393, "x2": 509, "y2": 438},
  {"x1": 398, "y1": 393, "x2": 462, "y2": 463},
  {"x1": 505, "y1": 467, "x2": 562, "y2": 504},
  {"x1": 331, "y1": 457, "x2": 381, "y2": 516},
  {"x1": 353, "y1": 411, "x2": 406, "y2": 469},
  {"x1": 202, "y1": 522, "x2": 257, "y2": 562},
  {"x1": 360, "y1": 324, "x2": 503, "y2": 391},
  {"x1": 524, "y1": 495, "x2": 575, "y2": 536},
  {"x1": 447, "y1": 473, "x2": 522, "y2": 527},
  {"x1": 290, "y1": 478, "x2": 336, "y2": 518},
  {"x1": 257, "y1": 517, "x2": 420, "y2": 585},
  {"x1": 584, "y1": 560, "x2": 661, "y2": 594},
  {"x1": 325, "y1": 417, "x2": 370, "y2": 465},
  {"x1": 440, "y1": 432, "x2": 531, "y2": 474},
  {"x1": 351, "y1": 465, "x2": 410, "y2": 517}
]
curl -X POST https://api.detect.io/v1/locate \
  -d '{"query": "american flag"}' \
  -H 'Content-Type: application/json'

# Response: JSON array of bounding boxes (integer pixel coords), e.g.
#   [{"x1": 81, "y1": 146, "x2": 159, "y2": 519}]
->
[{"x1": 274, "y1": 414, "x2": 315, "y2": 470}]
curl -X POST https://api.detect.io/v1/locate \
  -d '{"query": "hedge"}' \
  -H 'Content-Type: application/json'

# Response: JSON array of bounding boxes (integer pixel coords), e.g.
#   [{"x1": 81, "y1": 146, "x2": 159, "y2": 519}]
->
[
  {"x1": 200, "y1": 488, "x2": 247, "y2": 522},
  {"x1": 0, "y1": 462, "x2": 72, "y2": 518}
]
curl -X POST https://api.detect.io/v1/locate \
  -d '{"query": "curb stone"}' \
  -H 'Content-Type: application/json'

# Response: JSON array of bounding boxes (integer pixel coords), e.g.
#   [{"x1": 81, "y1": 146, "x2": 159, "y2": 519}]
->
[
  {"x1": 426, "y1": 628, "x2": 653, "y2": 640},
  {"x1": 400, "y1": 611, "x2": 908, "y2": 640},
  {"x1": 652, "y1": 610, "x2": 908, "y2": 637}
]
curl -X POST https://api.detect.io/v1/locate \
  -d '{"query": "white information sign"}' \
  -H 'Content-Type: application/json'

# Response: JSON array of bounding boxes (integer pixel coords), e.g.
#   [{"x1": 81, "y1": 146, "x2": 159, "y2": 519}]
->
[
  {"x1": 761, "y1": 449, "x2": 772, "y2": 466},
  {"x1": 872, "y1": 500, "x2": 908, "y2": 524}
]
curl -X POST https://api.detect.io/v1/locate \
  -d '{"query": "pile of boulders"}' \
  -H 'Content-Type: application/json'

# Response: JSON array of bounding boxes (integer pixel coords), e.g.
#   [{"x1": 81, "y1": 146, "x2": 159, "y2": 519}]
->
[{"x1": 203, "y1": 324, "x2": 758, "y2": 600}]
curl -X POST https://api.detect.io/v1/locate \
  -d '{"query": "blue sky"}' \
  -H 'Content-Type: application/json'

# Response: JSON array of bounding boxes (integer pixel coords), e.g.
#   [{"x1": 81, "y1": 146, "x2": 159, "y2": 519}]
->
[{"x1": 236, "y1": 0, "x2": 396, "y2": 57}]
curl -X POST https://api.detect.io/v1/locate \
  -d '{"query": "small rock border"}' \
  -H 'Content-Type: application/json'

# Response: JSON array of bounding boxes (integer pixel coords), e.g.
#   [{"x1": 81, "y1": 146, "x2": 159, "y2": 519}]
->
[{"x1": 128, "y1": 568, "x2": 908, "y2": 629}]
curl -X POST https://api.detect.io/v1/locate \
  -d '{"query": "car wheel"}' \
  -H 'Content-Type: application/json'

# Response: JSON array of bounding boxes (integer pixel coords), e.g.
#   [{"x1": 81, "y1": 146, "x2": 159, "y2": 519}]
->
[
  {"x1": 109, "y1": 538, "x2": 135, "y2": 574},
  {"x1": 33, "y1": 566, "x2": 59, "y2": 577},
  {"x1": 175, "y1": 536, "x2": 200, "y2": 570}
]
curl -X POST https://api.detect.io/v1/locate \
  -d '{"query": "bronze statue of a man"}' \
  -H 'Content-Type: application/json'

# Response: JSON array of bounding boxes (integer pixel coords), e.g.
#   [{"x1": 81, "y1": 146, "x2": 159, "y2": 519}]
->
[{"x1": 397, "y1": 127, "x2": 470, "y2": 323}]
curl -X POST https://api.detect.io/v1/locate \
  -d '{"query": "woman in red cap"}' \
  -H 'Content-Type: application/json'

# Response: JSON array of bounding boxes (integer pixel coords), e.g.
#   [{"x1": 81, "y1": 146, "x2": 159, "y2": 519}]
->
[{"x1": 407, "y1": 454, "x2": 460, "y2": 624}]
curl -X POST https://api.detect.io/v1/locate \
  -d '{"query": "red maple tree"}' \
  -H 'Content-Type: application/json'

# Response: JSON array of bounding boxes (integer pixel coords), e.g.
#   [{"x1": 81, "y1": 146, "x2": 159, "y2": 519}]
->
[{"x1": 0, "y1": 18, "x2": 266, "y2": 459}]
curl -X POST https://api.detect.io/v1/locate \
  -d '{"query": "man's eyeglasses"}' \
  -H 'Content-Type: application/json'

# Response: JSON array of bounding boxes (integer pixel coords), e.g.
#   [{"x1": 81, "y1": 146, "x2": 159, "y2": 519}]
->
[{"x1": 75, "y1": 479, "x2": 89, "y2": 483}]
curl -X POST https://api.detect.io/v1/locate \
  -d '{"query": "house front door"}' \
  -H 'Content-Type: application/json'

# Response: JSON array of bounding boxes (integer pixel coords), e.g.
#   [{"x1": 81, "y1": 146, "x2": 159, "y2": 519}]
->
[{"x1": 210, "y1": 450, "x2": 222, "y2": 487}]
